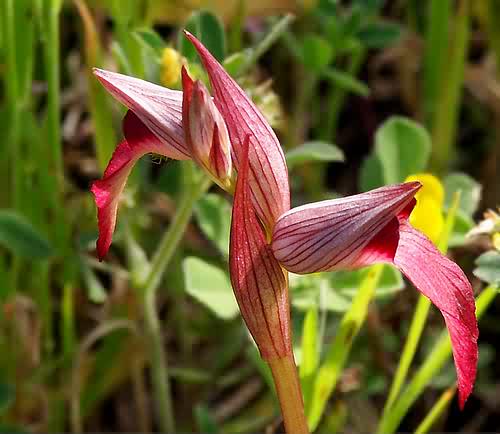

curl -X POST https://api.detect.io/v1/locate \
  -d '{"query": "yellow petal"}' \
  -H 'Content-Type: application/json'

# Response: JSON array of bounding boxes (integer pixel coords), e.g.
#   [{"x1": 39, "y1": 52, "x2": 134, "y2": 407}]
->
[
  {"x1": 405, "y1": 173, "x2": 445, "y2": 207},
  {"x1": 160, "y1": 48, "x2": 183, "y2": 88},
  {"x1": 409, "y1": 195, "x2": 444, "y2": 244}
]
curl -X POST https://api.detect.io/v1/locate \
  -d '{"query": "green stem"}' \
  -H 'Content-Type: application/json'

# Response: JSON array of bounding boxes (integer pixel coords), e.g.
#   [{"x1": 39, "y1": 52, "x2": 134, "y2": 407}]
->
[
  {"x1": 381, "y1": 193, "x2": 460, "y2": 417},
  {"x1": 414, "y1": 386, "x2": 455, "y2": 434},
  {"x1": 238, "y1": 14, "x2": 295, "y2": 76},
  {"x1": 377, "y1": 285, "x2": 498, "y2": 434},
  {"x1": 307, "y1": 264, "x2": 384, "y2": 431},
  {"x1": 141, "y1": 167, "x2": 211, "y2": 433},
  {"x1": 268, "y1": 354, "x2": 310, "y2": 434}
]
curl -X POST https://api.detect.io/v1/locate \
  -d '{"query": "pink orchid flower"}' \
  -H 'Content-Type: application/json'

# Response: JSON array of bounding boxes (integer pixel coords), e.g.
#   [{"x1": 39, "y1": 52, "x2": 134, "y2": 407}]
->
[{"x1": 91, "y1": 31, "x2": 478, "y2": 415}]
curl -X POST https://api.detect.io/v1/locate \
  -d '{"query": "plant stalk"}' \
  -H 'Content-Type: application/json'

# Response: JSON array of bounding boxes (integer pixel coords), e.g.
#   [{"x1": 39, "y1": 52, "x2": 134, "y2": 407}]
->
[
  {"x1": 268, "y1": 354, "x2": 309, "y2": 434},
  {"x1": 141, "y1": 167, "x2": 211, "y2": 433}
]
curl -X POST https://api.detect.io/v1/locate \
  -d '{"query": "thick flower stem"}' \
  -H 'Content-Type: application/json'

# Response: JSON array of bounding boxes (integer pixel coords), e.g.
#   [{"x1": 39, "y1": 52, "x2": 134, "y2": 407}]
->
[
  {"x1": 141, "y1": 166, "x2": 211, "y2": 433},
  {"x1": 268, "y1": 354, "x2": 309, "y2": 434}
]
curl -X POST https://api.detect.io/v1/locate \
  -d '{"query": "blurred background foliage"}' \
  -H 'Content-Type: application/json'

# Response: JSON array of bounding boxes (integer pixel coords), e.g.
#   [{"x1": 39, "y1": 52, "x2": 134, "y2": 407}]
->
[{"x1": 0, "y1": 0, "x2": 499, "y2": 432}]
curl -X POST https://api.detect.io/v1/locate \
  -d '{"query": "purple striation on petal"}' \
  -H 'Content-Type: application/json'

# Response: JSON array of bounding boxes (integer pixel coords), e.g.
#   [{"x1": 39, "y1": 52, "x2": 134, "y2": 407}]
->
[
  {"x1": 229, "y1": 136, "x2": 291, "y2": 359},
  {"x1": 93, "y1": 68, "x2": 190, "y2": 160},
  {"x1": 184, "y1": 31, "x2": 290, "y2": 231},
  {"x1": 271, "y1": 183, "x2": 420, "y2": 273}
]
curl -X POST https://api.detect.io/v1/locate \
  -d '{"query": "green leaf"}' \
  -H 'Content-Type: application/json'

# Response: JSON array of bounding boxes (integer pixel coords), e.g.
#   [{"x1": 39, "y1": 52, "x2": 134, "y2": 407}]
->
[
  {"x1": 300, "y1": 307, "x2": 319, "y2": 407},
  {"x1": 360, "y1": 154, "x2": 384, "y2": 191},
  {"x1": 0, "y1": 383, "x2": 15, "y2": 415},
  {"x1": 374, "y1": 116, "x2": 432, "y2": 185},
  {"x1": 443, "y1": 172, "x2": 481, "y2": 216},
  {"x1": 357, "y1": 21, "x2": 402, "y2": 48},
  {"x1": 194, "y1": 405, "x2": 219, "y2": 433},
  {"x1": 0, "y1": 210, "x2": 53, "y2": 259},
  {"x1": 194, "y1": 193, "x2": 231, "y2": 256},
  {"x1": 332, "y1": 266, "x2": 405, "y2": 298},
  {"x1": 448, "y1": 210, "x2": 474, "y2": 248},
  {"x1": 183, "y1": 257, "x2": 239, "y2": 320},
  {"x1": 179, "y1": 10, "x2": 226, "y2": 62},
  {"x1": 301, "y1": 34, "x2": 334, "y2": 73},
  {"x1": 223, "y1": 50, "x2": 249, "y2": 77},
  {"x1": 474, "y1": 251, "x2": 500, "y2": 286},
  {"x1": 323, "y1": 67, "x2": 370, "y2": 96},
  {"x1": 286, "y1": 141, "x2": 344, "y2": 169},
  {"x1": 133, "y1": 28, "x2": 165, "y2": 55}
]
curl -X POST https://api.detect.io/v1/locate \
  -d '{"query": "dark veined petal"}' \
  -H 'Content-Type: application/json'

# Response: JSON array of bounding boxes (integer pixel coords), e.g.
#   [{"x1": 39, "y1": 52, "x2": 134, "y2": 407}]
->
[
  {"x1": 394, "y1": 220, "x2": 478, "y2": 409},
  {"x1": 181, "y1": 67, "x2": 232, "y2": 188},
  {"x1": 229, "y1": 136, "x2": 291, "y2": 359},
  {"x1": 271, "y1": 183, "x2": 421, "y2": 274},
  {"x1": 185, "y1": 31, "x2": 290, "y2": 231},
  {"x1": 91, "y1": 112, "x2": 169, "y2": 259},
  {"x1": 271, "y1": 183, "x2": 478, "y2": 407},
  {"x1": 93, "y1": 68, "x2": 190, "y2": 160}
]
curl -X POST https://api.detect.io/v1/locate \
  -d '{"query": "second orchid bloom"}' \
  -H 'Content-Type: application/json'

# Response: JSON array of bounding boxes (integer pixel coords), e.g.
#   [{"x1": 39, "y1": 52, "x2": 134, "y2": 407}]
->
[{"x1": 92, "y1": 30, "x2": 478, "y2": 417}]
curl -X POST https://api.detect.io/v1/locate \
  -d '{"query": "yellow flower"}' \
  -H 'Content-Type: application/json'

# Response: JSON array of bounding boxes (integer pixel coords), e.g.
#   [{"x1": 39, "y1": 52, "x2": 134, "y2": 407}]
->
[
  {"x1": 405, "y1": 173, "x2": 445, "y2": 244},
  {"x1": 493, "y1": 232, "x2": 500, "y2": 251},
  {"x1": 160, "y1": 47, "x2": 183, "y2": 87}
]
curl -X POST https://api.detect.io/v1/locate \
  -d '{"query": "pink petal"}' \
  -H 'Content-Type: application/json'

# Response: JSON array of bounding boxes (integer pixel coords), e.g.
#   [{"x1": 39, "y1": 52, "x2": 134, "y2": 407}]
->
[
  {"x1": 271, "y1": 183, "x2": 421, "y2": 274},
  {"x1": 229, "y1": 136, "x2": 291, "y2": 359},
  {"x1": 91, "y1": 112, "x2": 168, "y2": 259},
  {"x1": 184, "y1": 31, "x2": 290, "y2": 231},
  {"x1": 181, "y1": 67, "x2": 232, "y2": 187},
  {"x1": 93, "y1": 68, "x2": 190, "y2": 160},
  {"x1": 393, "y1": 220, "x2": 478, "y2": 408}
]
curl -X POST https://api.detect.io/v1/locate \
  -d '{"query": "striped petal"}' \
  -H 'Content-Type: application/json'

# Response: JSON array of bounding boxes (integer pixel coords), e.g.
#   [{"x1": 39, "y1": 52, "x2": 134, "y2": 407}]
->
[
  {"x1": 182, "y1": 67, "x2": 232, "y2": 188},
  {"x1": 394, "y1": 220, "x2": 478, "y2": 408},
  {"x1": 271, "y1": 182, "x2": 478, "y2": 407},
  {"x1": 229, "y1": 137, "x2": 291, "y2": 359},
  {"x1": 271, "y1": 183, "x2": 421, "y2": 273},
  {"x1": 185, "y1": 31, "x2": 290, "y2": 231},
  {"x1": 91, "y1": 111, "x2": 169, "y2": 259},
  {"x1": 93, "y1": 68, "x2": 190, "y2": 160}
]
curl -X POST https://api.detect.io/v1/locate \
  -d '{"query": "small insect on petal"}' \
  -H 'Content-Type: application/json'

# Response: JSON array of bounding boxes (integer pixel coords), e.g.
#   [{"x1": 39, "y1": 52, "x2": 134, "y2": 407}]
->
[
  {"x1": 91, "y1": 112, "x2": 167, "y2": 260},
  {"x1": 229, "y1": 136, "x2": 291, "y2": 360}
]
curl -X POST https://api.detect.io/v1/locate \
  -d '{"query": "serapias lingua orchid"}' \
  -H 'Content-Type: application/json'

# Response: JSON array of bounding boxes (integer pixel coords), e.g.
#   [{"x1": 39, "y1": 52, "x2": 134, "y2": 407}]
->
[{"x1": 91, "y1": 31, "x2": 478, "y2": 419}]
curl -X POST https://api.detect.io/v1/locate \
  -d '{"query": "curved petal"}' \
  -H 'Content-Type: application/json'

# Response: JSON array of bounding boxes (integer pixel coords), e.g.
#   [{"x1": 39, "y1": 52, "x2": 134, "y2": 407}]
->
[
  {"x1": 93, "y1": 68, "x2": 190, "y2": 160},
  {"x1": 393, "y1": 220, "x2": 478, "y2": 408},
  {"x1": 91, "y1": 112, "x2": 169, "y2": 259},
  {"x1": 185, "y1": 31, "x2": 290, "y2": 231},
  {"x1": 229, "y1": 137, "x2": 291, "y2": 359},
  {"x1": 271, "y1": 183, "x2": 421, "y2": 274}
]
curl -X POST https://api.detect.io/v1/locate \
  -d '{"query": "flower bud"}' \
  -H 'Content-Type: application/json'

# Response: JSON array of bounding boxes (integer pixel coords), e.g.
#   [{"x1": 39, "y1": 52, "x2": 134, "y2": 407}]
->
[{"x1": 182, "y1": 67, "x2": 232, "y2": 189}]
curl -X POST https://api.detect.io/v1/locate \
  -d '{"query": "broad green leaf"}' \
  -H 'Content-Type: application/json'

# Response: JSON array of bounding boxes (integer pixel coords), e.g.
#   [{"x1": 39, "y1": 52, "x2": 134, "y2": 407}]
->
[
  {"x1": 301, "y1": 34, "x2": 334, "y2": 73},
  {"x1": 375, "y1": 116, "x2": 431, "y2": 185},
  {"x1": 133, "y1": 28, "x2": 165, "y2": 55},
  {"x1": 286, "y1": 141, "x2": 344, "y2": 169},
  {"x1": 194, "y1": 193, "x2": 231, "y2": 256},
  {"x1": 323, "y1": 67, "x2": 370, "y2": 96},
  {"x1": 449, "y1": 210, "x2": 474, "y2": 248},
  {"x1": 443, "y1": 172, "x2": 481, "y2": 216},
  {"x1": 360, "y1": 153, "x2": 384, "y2": 191},
  {"x1": 332, "y1": 266, "x2": 405, "y2": 298},
  {"x1": 357, "y1": 22, "x2": 402, "y2": 48},
  {"x1": 223, "y1": 50, "x2": 249, "y2": 77},
  {"x1": 178, "y1": 10, "x2": 226, "y2": 62},
  {"x1": 0, "y1": 210, "x2": 53, "y2": 259},
  {"x1": 473, "y1": 251, "x2": 500, "y2": 286},
  {"x1": 183, "y1": 257, "x2": 239, "y2": 319}
]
